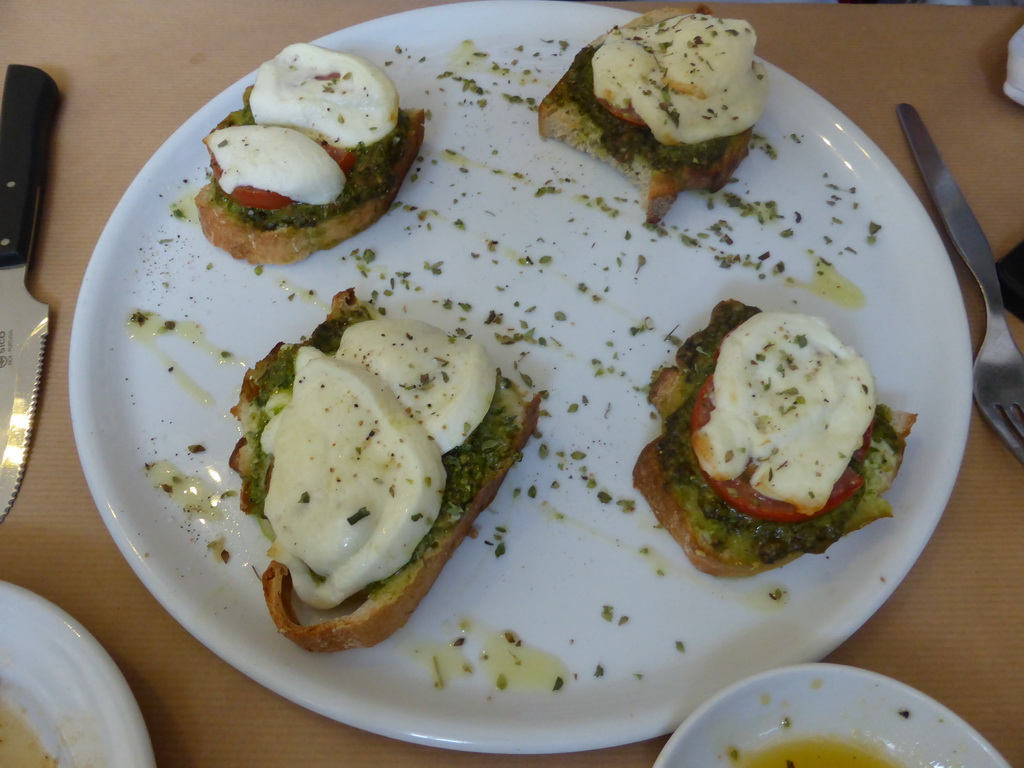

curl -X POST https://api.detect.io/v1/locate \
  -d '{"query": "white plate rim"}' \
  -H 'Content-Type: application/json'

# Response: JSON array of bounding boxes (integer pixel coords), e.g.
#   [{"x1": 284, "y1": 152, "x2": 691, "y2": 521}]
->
[{"x1": 0, "y1": 581, "x2": 156, "y2": 767}]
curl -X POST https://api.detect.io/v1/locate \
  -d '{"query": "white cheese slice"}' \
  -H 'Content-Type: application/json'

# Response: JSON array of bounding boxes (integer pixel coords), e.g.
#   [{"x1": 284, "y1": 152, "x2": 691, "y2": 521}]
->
[
  {"x1": 592, "y1": 14, "x2": 768, "y2": 145},
  {"x1": 260, "y1": 346, "x2": 445, "y2": 609},
  {"x1": 204, "y1": 125, "x2": 345, "y2": 204},
  {"x1": 335, "y1": 318, "x2": 496, "y2": 454},
  {"x1": 249, "y1": 43, "x2": 399, "y2": 149},
  {"x1": 692, "y1": 312, "x2": 876, "y2": 514}
]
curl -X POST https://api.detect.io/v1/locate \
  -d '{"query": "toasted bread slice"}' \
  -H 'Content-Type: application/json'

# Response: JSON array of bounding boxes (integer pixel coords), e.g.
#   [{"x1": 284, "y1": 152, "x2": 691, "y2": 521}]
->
[
  {"x1": 538, "y1": 8, "x2": 755, "y2": 224},
  {"x1": 229, "y1": 289, "x2": 541, "y2": 651},
  {"x1": 633, "y1": 299, "x2": 915, "y2": 577},
  {"x1": 196, "y1": 109, "x2": 424, "y2": 265}
]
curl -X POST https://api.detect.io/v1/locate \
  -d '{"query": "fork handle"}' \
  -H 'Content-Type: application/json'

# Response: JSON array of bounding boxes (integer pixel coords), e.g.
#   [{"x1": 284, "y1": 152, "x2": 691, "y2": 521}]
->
[{"x1": 896, "y1": 104, "x2": 1006, "y2": 320}]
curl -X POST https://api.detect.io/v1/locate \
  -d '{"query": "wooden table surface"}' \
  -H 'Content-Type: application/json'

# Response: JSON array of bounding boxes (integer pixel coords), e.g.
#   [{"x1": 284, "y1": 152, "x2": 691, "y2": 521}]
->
[{"x1": 2, "y1": 1, "x2": 1023, "y2": 765}]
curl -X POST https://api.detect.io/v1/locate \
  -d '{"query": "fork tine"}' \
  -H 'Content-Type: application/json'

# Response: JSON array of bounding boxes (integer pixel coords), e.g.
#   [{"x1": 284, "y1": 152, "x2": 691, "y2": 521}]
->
[
  {"x1": 983, "y1": 403, "x2": 1024, "y2": 466},
  {"x1": 1004, "y1": 402, "x2": 1024, "y2": 437}
]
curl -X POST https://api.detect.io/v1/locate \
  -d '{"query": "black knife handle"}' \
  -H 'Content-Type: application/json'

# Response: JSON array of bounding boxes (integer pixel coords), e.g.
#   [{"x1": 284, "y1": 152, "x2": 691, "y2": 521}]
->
[{"x1": 0, "y1": 65, "x2": 59, "y2": 270}]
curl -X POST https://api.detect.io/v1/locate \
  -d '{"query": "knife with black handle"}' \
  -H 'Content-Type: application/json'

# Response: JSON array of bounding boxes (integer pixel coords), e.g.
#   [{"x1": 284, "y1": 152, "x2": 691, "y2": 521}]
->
[{"x1": 0, "y1": 64, "x2": 59, "y2": 521}]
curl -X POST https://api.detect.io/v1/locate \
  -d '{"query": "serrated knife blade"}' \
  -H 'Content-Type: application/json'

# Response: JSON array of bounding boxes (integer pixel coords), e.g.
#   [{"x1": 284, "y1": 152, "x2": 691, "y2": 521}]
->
[{"x1": 0, "y1": 65, "x2": 59, "y2": 522}]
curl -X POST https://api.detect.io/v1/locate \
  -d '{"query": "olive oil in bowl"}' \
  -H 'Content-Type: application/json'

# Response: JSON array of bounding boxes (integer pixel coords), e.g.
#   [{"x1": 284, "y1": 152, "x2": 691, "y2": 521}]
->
[{"x1": 739, "y1": 736, "x2": 900, "y2": 768}]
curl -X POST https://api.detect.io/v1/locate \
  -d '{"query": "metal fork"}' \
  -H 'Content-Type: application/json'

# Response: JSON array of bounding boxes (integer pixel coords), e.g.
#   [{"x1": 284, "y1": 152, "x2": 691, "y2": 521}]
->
[{"x1": 897, "y1": 103, "x2": 1024, "y2": 466}]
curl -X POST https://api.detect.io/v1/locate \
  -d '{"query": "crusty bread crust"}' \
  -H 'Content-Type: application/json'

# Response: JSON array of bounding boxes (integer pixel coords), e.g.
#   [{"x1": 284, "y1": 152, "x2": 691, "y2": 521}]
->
[
  {"x1": 632, "y1": 440, "x2": 795, "y2": 577},
  {"x1": 230, "y1": 289, "x2": 541, "y2": 651},
  {"x1": 538, "y1": 7, "x2": 753, "y2": 224},
  {"x1": 262, "y1": 392, "x2": 541, "y2": 652},
  {"x1": 196, "y1": 109, "x2": 424, "y2": 265},
  {"x1": 633, "y1": 302, "x2": 917, "y2": 577}
]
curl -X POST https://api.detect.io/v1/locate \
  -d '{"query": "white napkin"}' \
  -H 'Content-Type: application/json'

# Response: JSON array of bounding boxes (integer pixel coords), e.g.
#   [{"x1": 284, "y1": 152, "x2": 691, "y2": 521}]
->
[{"x1": 1006, "y1": 25, "x2": 1024, "y2": 106}]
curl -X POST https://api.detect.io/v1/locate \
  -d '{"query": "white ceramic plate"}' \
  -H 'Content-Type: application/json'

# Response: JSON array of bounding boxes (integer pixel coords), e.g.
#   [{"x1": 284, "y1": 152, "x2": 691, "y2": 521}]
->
[
  {"x1": 654, "y1": 663, "x2": 1011, "y2": 767},
  {"x1": 0, "y1": 582, "x2": 155, "y2": 767},
  {"x1": 69, "y1": 1, "x2": 972, "y2": 754}
]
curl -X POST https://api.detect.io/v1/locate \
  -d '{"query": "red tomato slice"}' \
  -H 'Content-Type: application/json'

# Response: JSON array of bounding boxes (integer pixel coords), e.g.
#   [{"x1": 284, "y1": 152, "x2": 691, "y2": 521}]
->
[
  {"x1": 207, "y1": 142, "x2": 356, "y2": 211},
  {"x1": 597, "y1": 98, "x2": 647, "y2": 127},
  {"x1": 322, "y1": 144, "x2": 357, "y2": 175},
  {"x1": 208, "y1": 156, "x2": 296, "y2": 210},
  {"x1": 225, "y1": 185, "x2": 295, "y2": 210},
  {"x1": 690, "y1": 375, "x2": 867, "y2": 523}
]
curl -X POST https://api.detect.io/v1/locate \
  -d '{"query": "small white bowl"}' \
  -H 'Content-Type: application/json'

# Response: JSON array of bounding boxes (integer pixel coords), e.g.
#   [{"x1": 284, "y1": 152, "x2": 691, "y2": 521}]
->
[{"x1": 654, "y1": 663, "x2": 1010, "y2": 768}]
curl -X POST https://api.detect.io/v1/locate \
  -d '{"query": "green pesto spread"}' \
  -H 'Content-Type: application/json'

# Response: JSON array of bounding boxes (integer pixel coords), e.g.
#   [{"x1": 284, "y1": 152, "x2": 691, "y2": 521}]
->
[
  {"x1": 236, "y1": 299, "x2": 529, "y2": 598},
  {"x1": 551, "y1": 46, "x2": 743, "y2": 173},
  {"x1": 655, "y1": 300, "x2": 905, "y2": 567},
  {"x1": 209, "y1": 87, "x2": 418, "y2": 230},
  {"x1": 376, "y1": 375, "x2": 526, "y2": 597}
]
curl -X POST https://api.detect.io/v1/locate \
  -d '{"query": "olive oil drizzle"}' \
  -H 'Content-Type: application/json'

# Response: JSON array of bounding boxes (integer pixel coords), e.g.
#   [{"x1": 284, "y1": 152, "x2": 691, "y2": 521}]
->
[{"x1": 126, "y1": 308, "x2": 244, "y2": 406}]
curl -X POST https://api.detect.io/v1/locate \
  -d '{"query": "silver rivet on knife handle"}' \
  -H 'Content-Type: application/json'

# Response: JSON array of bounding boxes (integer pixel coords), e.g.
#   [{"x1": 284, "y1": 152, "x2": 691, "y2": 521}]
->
[{"x1": 0, "y1": 65, "x2": 59, "y2": 522}]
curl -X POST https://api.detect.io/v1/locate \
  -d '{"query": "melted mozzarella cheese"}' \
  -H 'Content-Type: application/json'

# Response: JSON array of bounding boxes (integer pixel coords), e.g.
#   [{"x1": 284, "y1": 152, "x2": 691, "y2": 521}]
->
[
  {"x1": 258, "y1": 320, "x2": 497, "y2": 609},
  {"x1": 249, "y1": 43, "x2": 399, "y2": 149},
  {"x1": 693, "y1": 312, "x2": 876, "y2": 515},
  {"x1": 204, "y1": 125, "x2": 345, "y2": 204},
  {"x1": 592, "y1": 14, "x2": 768, "y2": 145},
  {"x1": 260, "y1": 346, "x2": 445, "y2": 609},
  {"x1": 335, "y1": 319, "x2": 496, "y2": 454}
]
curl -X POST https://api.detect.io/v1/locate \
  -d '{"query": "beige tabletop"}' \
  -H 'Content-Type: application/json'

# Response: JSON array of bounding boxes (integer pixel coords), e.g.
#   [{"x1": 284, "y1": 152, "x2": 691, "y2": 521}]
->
[{"x1": 3, "y1": 1, "x2": 1024, "y2": 765}]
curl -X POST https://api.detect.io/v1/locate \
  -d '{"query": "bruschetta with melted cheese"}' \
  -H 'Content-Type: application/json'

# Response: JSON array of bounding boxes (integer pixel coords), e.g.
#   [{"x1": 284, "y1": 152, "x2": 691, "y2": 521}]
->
[
  {"x1": 196, "y1": 43, "x2": 424, "y2": 265},
  {"x1": 230, "y1": 290, "x2": 542, "y2": 651},
  {"x1": 633, "y1": 299, "x2": 915, "y2": 576},
  {"x1": 539, "y1": 8, "x2": 768, "y2": 223}
]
